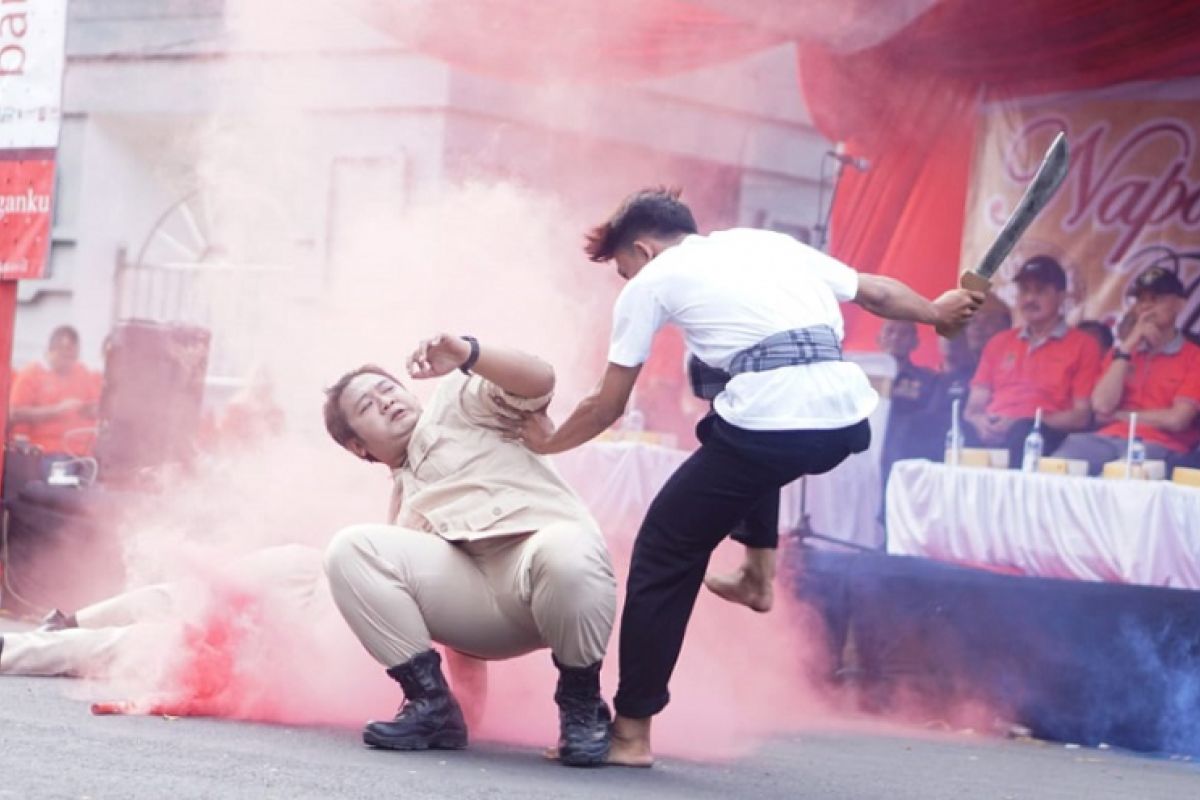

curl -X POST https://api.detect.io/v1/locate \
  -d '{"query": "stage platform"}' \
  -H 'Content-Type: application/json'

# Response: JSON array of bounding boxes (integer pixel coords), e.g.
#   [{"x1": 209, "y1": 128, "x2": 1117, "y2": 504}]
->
[{"x1": 792, "y1": 549, "x2": 1200, "y2": 756}]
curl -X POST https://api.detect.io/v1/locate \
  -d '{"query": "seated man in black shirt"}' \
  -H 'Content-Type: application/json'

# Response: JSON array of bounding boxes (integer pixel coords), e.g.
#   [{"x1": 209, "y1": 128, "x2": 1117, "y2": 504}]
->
[{"x1": 879, "y1": 320, "x2": 939, "y2": 488}]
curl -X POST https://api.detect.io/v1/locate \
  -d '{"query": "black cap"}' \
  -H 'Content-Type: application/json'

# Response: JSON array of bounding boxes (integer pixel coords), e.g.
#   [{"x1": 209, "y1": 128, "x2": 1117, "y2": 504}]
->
[
  {"x1": 1013, "y1": 256, "x2": 1067, "y2": 291},
  {"x1": 1127, "y1": 266, "x2": 1186, "y2": 298}
]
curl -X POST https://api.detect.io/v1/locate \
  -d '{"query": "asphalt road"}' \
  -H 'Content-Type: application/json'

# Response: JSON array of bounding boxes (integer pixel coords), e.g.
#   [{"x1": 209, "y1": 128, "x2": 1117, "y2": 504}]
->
[{"x1": 0, "y1": 673, "x2": 1196, "y2": 800}]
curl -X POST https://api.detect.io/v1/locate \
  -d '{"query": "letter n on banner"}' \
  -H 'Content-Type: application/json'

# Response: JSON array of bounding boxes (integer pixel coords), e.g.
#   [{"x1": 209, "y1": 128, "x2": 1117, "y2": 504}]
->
[{"x1": 0, "y1": 149, "x2": 55, "y2": 280}]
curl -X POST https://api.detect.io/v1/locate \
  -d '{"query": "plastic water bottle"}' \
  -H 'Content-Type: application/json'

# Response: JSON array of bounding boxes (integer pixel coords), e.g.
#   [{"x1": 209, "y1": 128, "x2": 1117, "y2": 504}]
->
[
  {"x1": 1128, "y1": 436, "x2": 1146, "y2": 470},
  {"x1": 944, "y1": 427, "x2": 963, "y2": 466},
  {"x1": 1123, "y1": 411, "x2": 1144, "y2": 478},
  {"x1": 945, "y1": 397, "x2": 963, "y2": 466},
  {"x1": 1021, "y1": 423, "x2": 1044, "y2": 473}
]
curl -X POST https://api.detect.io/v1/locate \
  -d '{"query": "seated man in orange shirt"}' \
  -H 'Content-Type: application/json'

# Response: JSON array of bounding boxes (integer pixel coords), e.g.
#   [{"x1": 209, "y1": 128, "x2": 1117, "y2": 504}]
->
[
  {"x1": 963, "y1": 257, "x2": 1102, "y2": 466},
  {"x1": 1056, "y1": 268, "x2": 1200, "y2": 474},
  {"x1": 9, "y1": 325, "x2": 103, "y2": 457},
  {"x1": 965, "y1": 292, "x2": 1013, "y2": 364}
]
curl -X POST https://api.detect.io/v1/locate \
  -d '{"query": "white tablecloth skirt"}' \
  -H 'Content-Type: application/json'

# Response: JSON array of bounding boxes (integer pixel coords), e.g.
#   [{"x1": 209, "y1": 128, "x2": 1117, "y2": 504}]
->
[{"x1": 886, "y1": 460, "x2": 1200, "y2": 589}]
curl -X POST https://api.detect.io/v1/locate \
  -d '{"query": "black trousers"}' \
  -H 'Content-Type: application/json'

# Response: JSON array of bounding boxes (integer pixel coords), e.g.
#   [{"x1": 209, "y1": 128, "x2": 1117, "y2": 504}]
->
[
  {"x1": 696, "y1": 413, "x2": 781, "y2": 550},
  {"x1": 613, "y1": 415, "x2": 871, "y2": 719}
]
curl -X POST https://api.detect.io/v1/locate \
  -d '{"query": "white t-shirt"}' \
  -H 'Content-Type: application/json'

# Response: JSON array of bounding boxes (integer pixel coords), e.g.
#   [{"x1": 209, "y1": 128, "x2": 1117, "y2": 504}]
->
[{"x1": 607, "y1": 228, "x2": 879, "y2": 431}]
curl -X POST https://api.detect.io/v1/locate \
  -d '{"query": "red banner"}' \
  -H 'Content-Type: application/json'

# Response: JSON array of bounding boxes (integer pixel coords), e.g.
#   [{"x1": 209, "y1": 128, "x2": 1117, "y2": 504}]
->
[
  {"x1": 0, "y1": 0, "x2": 67, "y2": 282},
  {"x1": 0, "y1": 152, "x2": 55, "y2": 280}
]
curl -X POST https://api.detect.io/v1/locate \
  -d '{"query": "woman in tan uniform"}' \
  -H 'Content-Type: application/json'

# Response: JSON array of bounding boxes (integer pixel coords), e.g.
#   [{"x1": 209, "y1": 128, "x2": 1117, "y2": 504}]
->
[{"x1": 321, "y1": 333, "x2": 617, "y2": 767}]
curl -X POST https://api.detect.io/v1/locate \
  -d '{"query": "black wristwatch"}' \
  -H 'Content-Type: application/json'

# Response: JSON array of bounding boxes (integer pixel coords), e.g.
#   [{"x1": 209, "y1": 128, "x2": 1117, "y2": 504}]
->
[
  {"x1": 459, "y1": 335, "x2": 480, "y2": 374},
  {"x1": 1113, "y1": 349, "x2": 1131, "y2": 361}
]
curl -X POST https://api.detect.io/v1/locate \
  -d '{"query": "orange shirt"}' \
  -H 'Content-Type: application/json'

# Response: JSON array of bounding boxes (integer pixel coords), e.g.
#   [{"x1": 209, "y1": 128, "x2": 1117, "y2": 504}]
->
[
  {"x1": 972, "y1": 323, "x2": 1102, "y2": 420},
  {"x1": 8, "y1": 361, "x2": 103, "y2": 455},
  {"x1": 1096, "y1": 336, "x2": 1200, "y2": 453}
]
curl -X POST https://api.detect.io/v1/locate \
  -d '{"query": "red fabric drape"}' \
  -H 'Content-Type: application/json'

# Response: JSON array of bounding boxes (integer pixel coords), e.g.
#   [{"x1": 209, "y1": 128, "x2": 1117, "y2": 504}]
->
[
  {"x1": 800, "y1": 0, "x2": 1200, "y2": 365},
  {"x1": 359, "y1": 0, "x2": 784, "y2": 82}
]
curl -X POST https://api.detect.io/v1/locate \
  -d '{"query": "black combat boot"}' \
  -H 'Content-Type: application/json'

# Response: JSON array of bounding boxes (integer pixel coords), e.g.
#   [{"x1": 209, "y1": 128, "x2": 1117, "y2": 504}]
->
[
  {"x1": 363, "y1": 649, "x2": 468, "y2": 751},
  {"x1": 553, "y1": 656, "x2": 612, "y2": 767}
]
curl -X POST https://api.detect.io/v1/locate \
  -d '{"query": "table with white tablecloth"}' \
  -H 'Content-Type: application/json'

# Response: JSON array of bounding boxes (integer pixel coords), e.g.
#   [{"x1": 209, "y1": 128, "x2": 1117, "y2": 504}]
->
[{"x1": 885, "y1": 459, "x2": 1200, "y2": 589}]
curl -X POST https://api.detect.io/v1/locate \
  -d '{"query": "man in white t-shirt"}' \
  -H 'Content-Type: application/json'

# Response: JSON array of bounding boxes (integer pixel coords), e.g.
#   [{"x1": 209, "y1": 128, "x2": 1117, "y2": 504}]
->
[{"x1": 517, "y1": 188, "x2": 982, "y2": 766}]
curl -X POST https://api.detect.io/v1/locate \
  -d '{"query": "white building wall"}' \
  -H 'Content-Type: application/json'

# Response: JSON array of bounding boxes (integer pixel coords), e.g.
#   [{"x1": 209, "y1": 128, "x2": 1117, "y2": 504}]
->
[{"x1": 12, "y1": 2, "x2": 833, "y2": 375}]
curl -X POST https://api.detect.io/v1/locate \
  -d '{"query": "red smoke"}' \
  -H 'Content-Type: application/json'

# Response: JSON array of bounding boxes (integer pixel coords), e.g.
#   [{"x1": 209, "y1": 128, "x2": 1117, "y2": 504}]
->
[{"x1": 52, "y1": 0, "x2": 1001, "y2": 762}]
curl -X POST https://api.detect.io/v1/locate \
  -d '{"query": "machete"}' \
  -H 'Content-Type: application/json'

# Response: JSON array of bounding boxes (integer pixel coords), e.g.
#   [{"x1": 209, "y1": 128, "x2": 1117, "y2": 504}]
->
[{"x1": 960, "y1": 131, "x2": 1070, "y2": 293}]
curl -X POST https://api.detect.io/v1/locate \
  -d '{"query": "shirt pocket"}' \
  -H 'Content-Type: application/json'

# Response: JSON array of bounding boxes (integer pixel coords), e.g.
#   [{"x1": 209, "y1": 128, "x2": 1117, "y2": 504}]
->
[
  {"x1": 408, "y1": 426, "x2": 483, "y2": 482},
  {"x1": 422, "y1": 488, "x2": 533, "y2": 536}
]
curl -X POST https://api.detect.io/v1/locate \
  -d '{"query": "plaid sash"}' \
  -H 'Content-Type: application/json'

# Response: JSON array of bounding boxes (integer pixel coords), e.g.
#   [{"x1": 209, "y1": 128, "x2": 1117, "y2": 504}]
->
[{"x1": 687, "y1": 325, "x2": 843, "y2": 400}]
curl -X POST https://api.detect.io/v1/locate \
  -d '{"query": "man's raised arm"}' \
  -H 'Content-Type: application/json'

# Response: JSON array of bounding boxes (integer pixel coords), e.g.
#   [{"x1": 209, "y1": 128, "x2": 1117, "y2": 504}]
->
[
  {"x1": 854, "y1": 274, "x2": 984, "y2": 338},
  {"x1": 407, "y1": 334, "x2": 554, "y2": 399},
  {"x1": 518, "y1": 363, "x2": 641, "y2": 455}
]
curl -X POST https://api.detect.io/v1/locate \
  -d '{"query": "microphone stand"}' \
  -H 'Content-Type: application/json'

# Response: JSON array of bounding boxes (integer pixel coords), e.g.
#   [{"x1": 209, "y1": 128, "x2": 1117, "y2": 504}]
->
[{"x1": 789, "y1": 152, "x2": 873, "y2": 554}]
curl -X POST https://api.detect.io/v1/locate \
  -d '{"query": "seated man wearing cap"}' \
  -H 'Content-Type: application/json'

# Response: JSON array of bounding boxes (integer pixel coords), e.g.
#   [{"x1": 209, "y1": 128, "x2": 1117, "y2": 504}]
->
[
  {"x1": 963, "y1": 256, "x2": 1103, "y2": 467},
  {"x1": 1056, "y1": 267, "x2": 1200, "y2": 474}
]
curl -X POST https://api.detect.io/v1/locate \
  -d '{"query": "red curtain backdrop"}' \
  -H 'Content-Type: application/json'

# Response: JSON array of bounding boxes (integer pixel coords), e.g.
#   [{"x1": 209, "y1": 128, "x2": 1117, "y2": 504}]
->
[{"x1": 800, "y1": 0, "x2": 1200, "y2": 364}]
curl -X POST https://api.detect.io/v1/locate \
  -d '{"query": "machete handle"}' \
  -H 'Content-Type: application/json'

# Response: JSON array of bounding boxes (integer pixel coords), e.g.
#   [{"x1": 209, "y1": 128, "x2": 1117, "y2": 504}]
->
[{"x1": 960, "y1": 271, "x2": 992, "y2": 293}]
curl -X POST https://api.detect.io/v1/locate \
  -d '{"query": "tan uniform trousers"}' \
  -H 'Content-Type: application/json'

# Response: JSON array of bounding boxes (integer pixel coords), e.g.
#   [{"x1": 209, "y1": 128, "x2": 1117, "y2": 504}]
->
[
  {"x1": 0, "y1": 584, "x2": 174, "y2": 677},
  {"x1": 0, "y1": 544, "x2": 326, "y2": 677},
  {"x1": 323, "y1": 522, "x2": 616, "y2": 669}
]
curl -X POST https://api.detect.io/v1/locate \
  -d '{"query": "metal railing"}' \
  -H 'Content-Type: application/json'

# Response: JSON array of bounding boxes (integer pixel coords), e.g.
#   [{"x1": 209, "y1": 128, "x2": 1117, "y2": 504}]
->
[{"x1": 112, "y1": 251, "x2": 293, "y2": 383}]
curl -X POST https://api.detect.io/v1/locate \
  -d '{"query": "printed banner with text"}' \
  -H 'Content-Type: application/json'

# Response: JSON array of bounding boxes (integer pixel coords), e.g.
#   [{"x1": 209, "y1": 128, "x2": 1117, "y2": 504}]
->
[
  {"x1": 961, "y1": 79, "x2": 1200, "y2": 340},
  {"x1": 1, "y1": 0, "x2": 68, "y2": 281}
]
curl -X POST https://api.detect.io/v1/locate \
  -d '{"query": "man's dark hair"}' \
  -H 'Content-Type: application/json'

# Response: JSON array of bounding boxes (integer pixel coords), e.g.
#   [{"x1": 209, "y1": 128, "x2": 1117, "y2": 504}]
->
[
  {"x1": 48, "y1": 325, "x2": 79, "y2": 347},
  {"x1": 323, "y1": 364, "x2": 404, "y2": 462},
  {"x1": 584, "y1": 187, "x2": 698, "y2": 262}
]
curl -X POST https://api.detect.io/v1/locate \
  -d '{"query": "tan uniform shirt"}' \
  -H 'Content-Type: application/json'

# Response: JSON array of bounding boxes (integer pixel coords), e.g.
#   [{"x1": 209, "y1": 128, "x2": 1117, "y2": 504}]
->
[{"x1": 389, "y1": 372, "x2": 597, "y2": 541}]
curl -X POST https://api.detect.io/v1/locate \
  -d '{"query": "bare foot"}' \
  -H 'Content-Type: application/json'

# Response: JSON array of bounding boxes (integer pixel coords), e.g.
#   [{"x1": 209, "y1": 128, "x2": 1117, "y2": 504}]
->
[
  {"x1": 704, "y1": 568, "x2": 774, "y2": 613},
  {"x1": 607, "y1": 715, "x2": 654, "y2": 768},
  {"x1": 608, "y1": 734, "x2": 654, "y2": 767},
  {"x1": 545, "y1": 741, "x2": 653, "y2": 768}
]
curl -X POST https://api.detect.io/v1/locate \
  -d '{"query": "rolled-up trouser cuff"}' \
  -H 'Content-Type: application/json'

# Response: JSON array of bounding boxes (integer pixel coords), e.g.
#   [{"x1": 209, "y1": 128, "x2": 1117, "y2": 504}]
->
[{"x1": 613, "y1": 689, "x2": 669, "y2": 719}]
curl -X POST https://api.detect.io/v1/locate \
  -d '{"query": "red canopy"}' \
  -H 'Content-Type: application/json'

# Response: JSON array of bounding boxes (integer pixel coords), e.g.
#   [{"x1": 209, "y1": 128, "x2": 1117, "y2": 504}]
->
[{"x1": 359, "y1": 0, "x2": 1200, "y2": 361}]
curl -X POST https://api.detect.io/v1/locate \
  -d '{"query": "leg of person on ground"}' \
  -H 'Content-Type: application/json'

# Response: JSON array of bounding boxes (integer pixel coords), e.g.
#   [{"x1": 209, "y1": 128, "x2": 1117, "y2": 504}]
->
[
  {"x1": 0, "y1": 626, "x2": 135, "y2": 677},
  {"x1": 3, "y1": 582, "x2": 181, "y2": 675},
  {"x1": 36, "y1": 582, "x2": 177, "y2": 633},
  {"x1": 73, "y1": 584, "x2": 177, "y2": 628}
]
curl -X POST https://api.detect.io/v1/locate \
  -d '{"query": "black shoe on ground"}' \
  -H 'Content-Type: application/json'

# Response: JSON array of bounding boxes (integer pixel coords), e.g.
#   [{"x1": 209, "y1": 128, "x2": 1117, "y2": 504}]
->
[
  {"x1": 363, "y1": 649, "x2": 468, "y2": 751},
  {"x1": 553, "y1": 657, "x2": 612, "y2": 767},
  {"x1": 37, "y1": 609, "x2": 76, "y2": 632}
]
